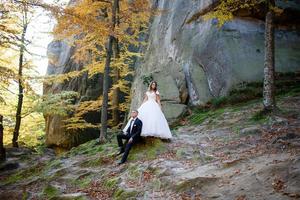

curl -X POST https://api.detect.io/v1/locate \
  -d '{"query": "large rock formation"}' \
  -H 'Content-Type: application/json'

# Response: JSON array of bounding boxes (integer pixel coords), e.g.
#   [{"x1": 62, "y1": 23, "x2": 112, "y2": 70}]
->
[
  {"x1": 45, "y1": 0, "x2": 300, "y2": 149},
  {"x1": 129, "y1": 0, "x2": 300, "y2": 122},
  {"x1": 44, "y1": 40, "x2": 102, "y2": 149}
]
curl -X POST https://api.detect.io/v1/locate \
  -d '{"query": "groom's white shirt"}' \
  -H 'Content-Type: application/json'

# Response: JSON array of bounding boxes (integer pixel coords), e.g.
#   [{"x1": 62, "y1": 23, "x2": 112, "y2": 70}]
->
[
  {"x1": 129, "y1": 118, "x2": 136, "y2": 134},
  {"x1": 122, "y1": 117, "x2": 136, "y2": 135}
]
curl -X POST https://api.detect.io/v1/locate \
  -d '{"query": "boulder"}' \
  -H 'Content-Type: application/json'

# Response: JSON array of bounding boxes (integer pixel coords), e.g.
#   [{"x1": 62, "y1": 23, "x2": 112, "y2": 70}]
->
[
  {"x1": 44, "y1": 40, "x2": 101, "y2": 149},
  {"x1": 130, "y1": 0, "x2": 300, "y2": 119}
]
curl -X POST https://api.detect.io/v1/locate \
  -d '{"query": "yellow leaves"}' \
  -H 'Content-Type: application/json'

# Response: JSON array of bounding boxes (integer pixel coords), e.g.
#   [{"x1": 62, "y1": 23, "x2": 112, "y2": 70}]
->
[
  {"x1": 204, "y1": 10, "x2": 234, "y2": 27},
  {"x1": 37, "y1": 91, "x2": 79, "y2": 117},
  {"x1": 1, "y1": 88, "x2": 45, "y2": 146},
  {"x1": 63, "y1": 97, "x2": 102, "y2": 130},
  {"x1": 46, "y1": 0, "x2": 152, "y2": 130},
  {"x1": 74, "y1": 98, "x2": 103, "y2": 118},
  {"x1": 63, "y1": 116, "x2": 99, "y2": 130},
  {"x1": 43, "y1": 68, "x2": 88, "y2": 84},
  {"x1": 271, "y1": 6, "x2": 284, "y2": 15},
  {"x1": 87, "y1": 61, "x2": 105, "y2": 77},
  {"x1": 204, "y1": 0, "x2": 264, "y2": 27}
]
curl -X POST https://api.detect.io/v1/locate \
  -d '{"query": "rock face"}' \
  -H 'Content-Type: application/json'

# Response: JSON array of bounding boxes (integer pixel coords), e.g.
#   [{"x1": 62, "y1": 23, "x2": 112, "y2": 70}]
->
[
  {"x1": 45, "y1": 0, "x2": 300, "y2": 148},
  {"x1": 44, "y1": 40, "x2": 102, "y2": 149},
  {"x1": 129, "y1": 0, "x2": 300, "y2": 120}
]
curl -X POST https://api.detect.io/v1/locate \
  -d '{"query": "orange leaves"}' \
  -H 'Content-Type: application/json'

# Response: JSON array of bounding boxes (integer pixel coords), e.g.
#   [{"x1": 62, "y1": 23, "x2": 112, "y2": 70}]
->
[
  {"x1": 272, "y1": 177, "x2": 285, "y2": 192},
  {"x1": 143, "y1": 170, "x2": 154, "y2": 182},
  {"x1": 46, "y1": 0, "x2": 153, "y2": 130}
]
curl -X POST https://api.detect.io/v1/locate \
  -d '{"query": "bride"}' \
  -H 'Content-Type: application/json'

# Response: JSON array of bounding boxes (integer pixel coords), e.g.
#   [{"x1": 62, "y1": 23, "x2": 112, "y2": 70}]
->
[{"x1": 130, "y1": 81, "x2": 172, "y2": 139}]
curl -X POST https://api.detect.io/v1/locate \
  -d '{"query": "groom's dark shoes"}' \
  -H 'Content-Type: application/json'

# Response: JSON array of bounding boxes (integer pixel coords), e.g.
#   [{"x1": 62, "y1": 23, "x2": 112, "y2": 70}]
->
[
  {"x1": 117, "y1": 160, "x2": 125, "y2": 165},
  {"x1": 117, "y1": 147, "x2": 125, "y2": 155}
]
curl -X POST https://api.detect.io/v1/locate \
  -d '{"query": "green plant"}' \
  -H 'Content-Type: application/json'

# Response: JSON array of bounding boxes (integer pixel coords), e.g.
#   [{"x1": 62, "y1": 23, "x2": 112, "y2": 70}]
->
[
  {"x1": 42, "y1": 185, "x2": 60, "y2": 198},
  {"x1": 141, "y1": 74, "x2": 153, "y2": 86}
]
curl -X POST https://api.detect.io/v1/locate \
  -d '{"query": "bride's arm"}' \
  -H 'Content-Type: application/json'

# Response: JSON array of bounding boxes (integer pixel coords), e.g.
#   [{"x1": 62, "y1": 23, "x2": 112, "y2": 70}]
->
[{"x1": 142, "y1": 93, "x2": 148, "y2": 104}]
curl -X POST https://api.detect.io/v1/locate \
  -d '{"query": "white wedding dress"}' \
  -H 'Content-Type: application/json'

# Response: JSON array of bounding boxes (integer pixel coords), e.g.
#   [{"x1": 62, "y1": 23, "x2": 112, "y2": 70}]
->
[{"x1": 122, "y1": 90, "x2": 172, "y2": 139}]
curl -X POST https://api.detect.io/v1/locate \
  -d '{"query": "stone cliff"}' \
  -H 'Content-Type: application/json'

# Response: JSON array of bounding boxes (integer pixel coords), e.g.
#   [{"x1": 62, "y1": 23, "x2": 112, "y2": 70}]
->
[
  {"x1": 44, "y1": 40, "x2": 102, "y2": 149},
  {"x1": 44, "y1": 0, "x2": 300, "y2": 148},
  {"x1": 129, "y1": 0, "x2": 300, "y2": 122}
]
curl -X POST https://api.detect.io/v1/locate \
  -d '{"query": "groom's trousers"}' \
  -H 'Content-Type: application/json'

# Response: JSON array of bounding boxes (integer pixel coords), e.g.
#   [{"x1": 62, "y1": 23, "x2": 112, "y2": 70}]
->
[{"x1": 117, "y1": 132, "x2": 140, "y2": 163}]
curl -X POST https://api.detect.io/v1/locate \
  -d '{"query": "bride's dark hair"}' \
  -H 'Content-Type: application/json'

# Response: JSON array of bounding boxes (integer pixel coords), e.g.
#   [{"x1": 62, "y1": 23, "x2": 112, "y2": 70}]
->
[{"x1": 148, "y1": 81, "x2": 158, "y2": 91}]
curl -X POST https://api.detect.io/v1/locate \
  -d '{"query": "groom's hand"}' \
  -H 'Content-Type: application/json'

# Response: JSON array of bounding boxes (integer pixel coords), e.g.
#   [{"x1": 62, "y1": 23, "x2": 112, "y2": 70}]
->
[{"x1": 128, "y1": 138, "x2": 133, "y2": 143}]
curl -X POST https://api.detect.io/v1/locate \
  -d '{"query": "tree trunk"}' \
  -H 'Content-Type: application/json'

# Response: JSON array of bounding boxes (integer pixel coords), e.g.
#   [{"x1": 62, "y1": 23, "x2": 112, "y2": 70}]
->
[
  {"x1": 12, "y1": 17, "x2": 27, "y2": 147},
  {"x1": 263, "y1": 1, "x2": 276, "y2": 112},
  {"x1": 0, "y1": 115, "x2": 5, "y2": 161},
  {"x1": 112, "y1": 38, "x2": 120, "y2": 127},
  {"x1": 99, "y1": 0, "x2": 119, "y2": 143},
  {"x1": 100, "y1": 36, "x2": 113, "y2": 143}
]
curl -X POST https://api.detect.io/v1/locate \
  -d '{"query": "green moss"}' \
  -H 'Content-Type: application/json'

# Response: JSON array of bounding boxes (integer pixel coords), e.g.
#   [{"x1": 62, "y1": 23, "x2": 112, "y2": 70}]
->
[
  {"x1": 79, "y1": 157, "x2": 103, "y2": 167},
  {"x1": 65, "y1": 140, "x2": 118, "y2": 158},
  {"x1": 204, "y1": 155, "x2": 214, "y2": 162},
  {"x1": 48, "y1": 168, "x2": 68, "y2": 180},
  {"x1": 66, "y1": 140, "x2": 101, "y2": 156},
  {"x1": 176, "y1": 148, "x2": 185, "y2": 159},
  {"x1": 46, "y1": 159, "x2": 62, "y2": 170},
  {"x1": 42, "y1": 185, "x2": 60, "y2": 198},
  {"x1": 22, "y1": 191, "x2": 29, "y2": 200},
  {"x1": 3, "y1": 162, "x2": 46, "y2": 184},
  {"x1": 210, "y1": 96, "x2": 228, "y2": 108},
  {"x1": 127, "y1": 164, "x2": 141, "y2": 179},
  {"x1": 188, "y1": 108, "x2": 225, "y2": 125},
  {"x1": 128, "y1": 138, "x2": 166, "y2": 161},
  {"x1": 71, "y1": 175, "x2": 93, "y2": 189},
  {"x1": 149, "y1": 177, "x2": 162, "y2": 191},
  {"x1": 251, "y1": 110, "x2": 269, "y2": 122},
  {"x1": 113, "y1": 189, "x2": 139, "y2": 200},
  {"x1": 4, "y1": 173, "x2": 24, "y2": 185},
  {"x1": 103, "y1": 177, "x2": 119, "y2": 189}
]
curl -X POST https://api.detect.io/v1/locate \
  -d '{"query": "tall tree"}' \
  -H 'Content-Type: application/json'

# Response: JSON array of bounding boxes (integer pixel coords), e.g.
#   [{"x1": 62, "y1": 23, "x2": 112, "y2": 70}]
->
[
  {"x1": 111, "y1": 38, "x2": 120, "y2": 127},
  {"x1": 12, "y1": 1, "x2": 30, "y2": 147},
  {"x1": 50, "y1": 0, "x2": 151, "y2": 140},
  {"x1": 263, "y1": 0, "x2": 276, "y2": 112},
  {"x1": 0, "y1": 115, "x2": 5, "y2": 161},
  {"x1": 100, "y1": 0, "x2": 119, "y2": 142}
]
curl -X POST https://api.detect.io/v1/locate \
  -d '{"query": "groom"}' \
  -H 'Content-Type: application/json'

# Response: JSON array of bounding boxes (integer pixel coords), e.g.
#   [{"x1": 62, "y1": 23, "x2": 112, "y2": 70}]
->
[{"x1": 116, "y1": 110, "x2": 143, "y2": 165}]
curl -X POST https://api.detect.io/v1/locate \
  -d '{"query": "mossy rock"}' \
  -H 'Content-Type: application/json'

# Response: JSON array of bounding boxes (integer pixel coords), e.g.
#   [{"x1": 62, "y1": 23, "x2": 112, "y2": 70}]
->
[
  {"x1": 3, "y1": 162, "x2": 46, "y2": 185},
  {"x1": 79, "y1": 157, "x2": 103, "y2": 168},
  {"x1": 103, "y1": 177, "x2": 120, "y2": 189},
  {"x1": 113, "y1": 189, "x2": 139, "y2": 200},
  {"x1": 188, "y1": 108, "x2": 226, "y2": 125},
  {"x1": 43, "y1": 185, "x2": 60, "y2": 199},
  {"x1": 70, "y1": 175, "x2": 93, "y2": 189},
  {"x1": 49, "y1": 193, "x2": 89, "y2": 200},
  {"x1": 128, "y1": 138, "x2": 166, "y2": 161},
  {"x1": 66, "y1": 140, "x2": 117, "y2": 158}
]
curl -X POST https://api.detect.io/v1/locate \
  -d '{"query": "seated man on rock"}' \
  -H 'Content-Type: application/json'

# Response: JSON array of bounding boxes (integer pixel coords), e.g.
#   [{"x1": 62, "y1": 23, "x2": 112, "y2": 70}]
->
[{"x1": 116, "y1": 110, "x2": 143, "y2": 165}]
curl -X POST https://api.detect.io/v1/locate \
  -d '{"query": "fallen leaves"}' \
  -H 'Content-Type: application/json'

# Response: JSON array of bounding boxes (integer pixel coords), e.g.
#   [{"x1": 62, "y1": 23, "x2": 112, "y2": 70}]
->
[
  {"x1": 78, "y1": 180, "x2": 113, "y2": 200},
  {"x1": 143, "y1": 170, "x2": 154, "y2": 182},
  {"x1": 180, "y1": 192, "x2": 202, "y2": 200},
  {"x1": 235, "y1": 194, "x2": 246, "y2": 200},
  {"x1": 158, "y1": 151, "x2": 176, "y2": 160},
  {"x1": 272, "y1": 177, "x2": 286, "y2": 192}
]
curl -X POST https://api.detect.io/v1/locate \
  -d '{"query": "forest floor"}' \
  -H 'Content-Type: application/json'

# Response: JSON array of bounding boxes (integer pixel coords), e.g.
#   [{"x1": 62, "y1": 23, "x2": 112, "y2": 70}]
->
[{"x1": 0, "y1": 90, "x2": 300, "y2": 199}]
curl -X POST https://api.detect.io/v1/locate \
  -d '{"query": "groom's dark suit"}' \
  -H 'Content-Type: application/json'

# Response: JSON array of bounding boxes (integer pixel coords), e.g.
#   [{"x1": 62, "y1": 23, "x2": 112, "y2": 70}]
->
[{"x1": 117, "y1": 117, "x2": 143, "y2": 163}]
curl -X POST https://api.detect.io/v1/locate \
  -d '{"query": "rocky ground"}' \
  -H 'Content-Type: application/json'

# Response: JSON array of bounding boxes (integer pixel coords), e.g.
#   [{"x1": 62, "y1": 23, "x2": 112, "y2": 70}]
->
[{"x1": 0, "y1": 92, "x2": 300, "y2": 200}]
